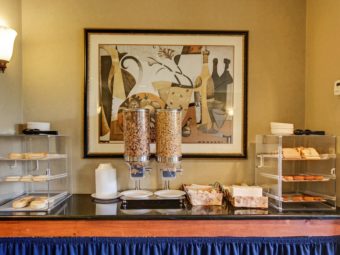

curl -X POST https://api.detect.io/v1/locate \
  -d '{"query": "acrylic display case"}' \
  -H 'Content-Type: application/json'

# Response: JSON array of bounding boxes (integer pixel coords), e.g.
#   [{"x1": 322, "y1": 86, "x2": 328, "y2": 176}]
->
[
  {"x1": 255, "y1": 135, "x2": 336, "y2": 212},
  {"x1": 0, "y1": 135, "x2": 71, "y2": 212}
]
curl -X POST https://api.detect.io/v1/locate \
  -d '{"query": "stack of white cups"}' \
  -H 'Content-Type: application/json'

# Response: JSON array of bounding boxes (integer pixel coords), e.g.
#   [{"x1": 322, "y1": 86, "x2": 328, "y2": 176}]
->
[{"x1": 94, "y1": 163, "x2": 118, "y2": 199}]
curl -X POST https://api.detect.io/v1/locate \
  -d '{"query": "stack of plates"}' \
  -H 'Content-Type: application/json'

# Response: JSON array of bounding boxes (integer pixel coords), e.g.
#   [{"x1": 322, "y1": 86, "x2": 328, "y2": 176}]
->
[{"x1": 270, "y1": 122, "x2": 294, "y2": 135}]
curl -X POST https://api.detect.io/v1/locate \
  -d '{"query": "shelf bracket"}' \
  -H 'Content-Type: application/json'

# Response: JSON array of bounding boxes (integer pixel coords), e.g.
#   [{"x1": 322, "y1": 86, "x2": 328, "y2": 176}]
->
[{"x1": 32, "y1": 160, "x2": 40, "y2": 171}]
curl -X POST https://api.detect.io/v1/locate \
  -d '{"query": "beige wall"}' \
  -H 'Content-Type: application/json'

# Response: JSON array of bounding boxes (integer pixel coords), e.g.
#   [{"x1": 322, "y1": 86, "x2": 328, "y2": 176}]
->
[
  {"x1": 306, "y1": 0, "x2": 340, "y2": 204},
  {"x1": 20, "y1": 0, "x2": 306, "y2": 193},
  {"x1": 0, "y1": 0, "x2": 22, "y2": 133}
]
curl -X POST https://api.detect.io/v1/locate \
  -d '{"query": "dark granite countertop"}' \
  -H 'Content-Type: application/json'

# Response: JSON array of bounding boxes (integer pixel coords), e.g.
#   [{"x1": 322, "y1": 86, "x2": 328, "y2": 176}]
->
[{"x1": 0, "y1": 194, "x2": 339, "y2": 220}]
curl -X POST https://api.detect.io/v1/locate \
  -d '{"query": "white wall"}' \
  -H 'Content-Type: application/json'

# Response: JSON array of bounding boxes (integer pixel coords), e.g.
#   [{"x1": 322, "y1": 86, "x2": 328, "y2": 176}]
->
[
  {"x1": 306, "y1": 0, "x2": 340, "y2": 205},
  {"x1": 20, "y1": 0, "x2": 306, "y2": 193}
]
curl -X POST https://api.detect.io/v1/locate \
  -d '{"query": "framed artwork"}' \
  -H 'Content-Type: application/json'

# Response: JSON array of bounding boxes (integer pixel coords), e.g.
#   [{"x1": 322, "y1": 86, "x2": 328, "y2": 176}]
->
[{"x1": 84, "y1": 29, "x2": 248, "y2": 158}]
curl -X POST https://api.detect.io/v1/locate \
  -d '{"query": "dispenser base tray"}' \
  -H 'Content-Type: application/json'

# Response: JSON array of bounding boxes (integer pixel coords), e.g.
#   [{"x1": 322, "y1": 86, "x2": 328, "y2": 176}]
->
[{"x1": 120, "y1": 195, "x2": 185, "y2": 210}]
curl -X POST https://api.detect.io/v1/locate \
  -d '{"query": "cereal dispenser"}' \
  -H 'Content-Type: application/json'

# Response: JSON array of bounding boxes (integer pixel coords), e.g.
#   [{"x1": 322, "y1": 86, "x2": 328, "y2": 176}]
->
[
  {"x1": 123, "y1": 108, "x2": 151, "y2": 190},
  {"x1": 155, "y1": 109, "x2": 182, "y2": 190}
]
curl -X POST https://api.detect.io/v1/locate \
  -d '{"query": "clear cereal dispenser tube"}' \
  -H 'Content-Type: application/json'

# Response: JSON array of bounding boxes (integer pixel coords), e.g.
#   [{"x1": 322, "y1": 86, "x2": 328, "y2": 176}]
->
[
  {"x1": 123, "y1": 108, "x2": 150, "y2": 190},
  {"x1": 156, "y1": 108, "x2": 182, "y2": 189}
]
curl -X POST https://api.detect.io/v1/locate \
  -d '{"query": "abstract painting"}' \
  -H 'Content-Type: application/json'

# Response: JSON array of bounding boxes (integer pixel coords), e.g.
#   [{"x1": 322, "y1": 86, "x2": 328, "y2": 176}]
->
[{"x1": 84, "y1": 30, "x2": 248, "y2": 157}]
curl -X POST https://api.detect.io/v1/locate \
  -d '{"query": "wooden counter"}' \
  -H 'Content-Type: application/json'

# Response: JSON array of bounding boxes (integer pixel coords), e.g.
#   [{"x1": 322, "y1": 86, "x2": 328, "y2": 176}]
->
[
  {"x1": 1, "y1": 195, "x2": 340, "y2": 237},
  {"x1": 1, "y1": 219, "x2": 340, "y2": 237}
]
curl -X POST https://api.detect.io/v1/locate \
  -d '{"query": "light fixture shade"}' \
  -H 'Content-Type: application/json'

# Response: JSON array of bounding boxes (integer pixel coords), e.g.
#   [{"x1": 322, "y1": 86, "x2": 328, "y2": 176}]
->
[{"x1": 0, "y1": 26, "x2": 17, "y2": 62}]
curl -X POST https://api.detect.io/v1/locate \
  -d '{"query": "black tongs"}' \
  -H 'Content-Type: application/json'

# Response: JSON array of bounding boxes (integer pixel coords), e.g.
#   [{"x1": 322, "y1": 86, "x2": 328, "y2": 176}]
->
[
  {"x1": 293, "y1": 129, "x2": 325, "y2": 135},
  {"x1": 22, "y1": 129, "x2": 58, "y2": 135}
]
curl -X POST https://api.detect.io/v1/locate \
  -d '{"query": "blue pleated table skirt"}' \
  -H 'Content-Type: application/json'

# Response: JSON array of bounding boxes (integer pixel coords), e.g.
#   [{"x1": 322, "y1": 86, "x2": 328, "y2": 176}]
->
[{"x1": 0, "y1": 236, "x2": 339, "y2": 255}]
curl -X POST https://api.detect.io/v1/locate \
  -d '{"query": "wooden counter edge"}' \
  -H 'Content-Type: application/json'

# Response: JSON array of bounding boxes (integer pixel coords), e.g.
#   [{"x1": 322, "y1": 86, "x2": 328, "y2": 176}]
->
[{"x1": 0, "y1": 219, "x2": 340, "y2": 237}]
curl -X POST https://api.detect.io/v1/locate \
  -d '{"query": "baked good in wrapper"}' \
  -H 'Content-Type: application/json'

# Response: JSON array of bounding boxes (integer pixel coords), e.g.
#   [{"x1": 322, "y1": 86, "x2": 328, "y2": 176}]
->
[
  {"x1": 223, "y1": 185, "x2": 268, "y2": 209},
  {"x1": 184, "y1": 184, "x2": 223, "y2": 206}
]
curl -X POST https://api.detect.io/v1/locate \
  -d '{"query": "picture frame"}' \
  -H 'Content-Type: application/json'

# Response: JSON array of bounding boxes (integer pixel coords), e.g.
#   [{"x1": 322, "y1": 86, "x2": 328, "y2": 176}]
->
[{"x1": 84, "y1": 29, "x2": 248, "y2": 158}]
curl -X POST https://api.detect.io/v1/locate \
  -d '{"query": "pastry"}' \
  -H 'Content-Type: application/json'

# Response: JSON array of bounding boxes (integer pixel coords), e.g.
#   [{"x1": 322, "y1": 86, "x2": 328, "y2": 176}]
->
[
  {"x1": 185, "y1": 184, "x2": 223, "y2": 206},
  {"x1": 314, "y1": 175, "x2": 324, "y2": 180},
  {"x1": 8, "y1": 153, "x2": 23, "y2": 160},
  {"x1": 12, "y1": 196, "x2": 34, "y2": 208},
  {"x1": 20, "y1": 175, "x2": 33, "y2": 182},
  {"x1": 313, "y1": 196, "x2": 323, "y2": 201},
  {"x1": 282, "y1": 148, "x2": 301, "y2": 159},
  {"x1": 23, "y1": 152, "x2": 47, "y2": 160},
  {"x1": 293, "y1": 175, "x2": 305, "y2": 181},
  {"x1": 282, "y1": 195, "x2": 290, "y2": 202},
  {"x1": 29, "y1": 198, "x2": 48, "y2": 210},
  {"x1": 283, "y1": 176, "x2": 294, "y2": 181},
  {"x1": 303, "y1": 196, "x2": 314, "y2": 201},
  {"x1": 4, "y1": 175, "x2": 21, "y2": 182},
  {"x1": 32, "y1": 175, "x2": 49, "y2": 182},
  {"x1": 300, "y1": 147, "x2": 320, "y2": 159},
  {"x1": 292, "y1": 195, "x2": 303, "y2": 201},
  {"x1": 304, "y1": 175, "x2": 315, "y2": 181}
]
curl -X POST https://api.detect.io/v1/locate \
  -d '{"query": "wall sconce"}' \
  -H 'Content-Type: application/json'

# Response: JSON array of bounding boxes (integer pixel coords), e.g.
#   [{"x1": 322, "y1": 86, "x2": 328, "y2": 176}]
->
[{"x1": 0, "y1": 25, "x2": 17, "y2": 73}]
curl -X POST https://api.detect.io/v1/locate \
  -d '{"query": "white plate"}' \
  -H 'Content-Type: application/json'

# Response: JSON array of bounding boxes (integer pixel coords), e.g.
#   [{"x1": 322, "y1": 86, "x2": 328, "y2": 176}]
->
[
  {"x1": 154, "y1": 189, "x2": 186, "y2": 198},
  {"x1": 91, "y1": 193, "x2": 121, "y2": 200},
  {"x1": 120, "y1": 209, "x2": 152, "y2": 215},
  {"x1": 120, "y1": 190, "x2": 153, "y2": 199},
  {"x1": 156, "y1": 208, "x2": 184, "y2": 214}
]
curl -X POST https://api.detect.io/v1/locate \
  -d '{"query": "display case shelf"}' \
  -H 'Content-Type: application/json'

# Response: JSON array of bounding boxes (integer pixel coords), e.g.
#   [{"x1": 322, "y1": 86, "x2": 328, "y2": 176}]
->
[
  {"x1": 259, "y1": 172, "x2": 334, "y2": 182},
  {"x1": 0, "y1": 135, "x2": 71, "y2": 211},
  {"x1": 0, "y1": 173, "x2": 68, "y2": 183},
  {"x1": 0, "y1": 154, "x2": 67, "y2": 161},
  {"x1": 0, "y1": 192, "x2": 70, "y2": 212},
  {"x1": 255, "y1": 134, "x2": 336, "y2": 212}
]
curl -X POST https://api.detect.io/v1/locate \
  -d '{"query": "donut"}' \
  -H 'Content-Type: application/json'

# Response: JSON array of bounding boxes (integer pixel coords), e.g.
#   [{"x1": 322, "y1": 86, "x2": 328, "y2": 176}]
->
[
  {"x1": 304, "y1": 176, "x2": 315, "y2": 181},
  {"x1": 293, "y1": 175, "x2": 305, "y2": 181},
  {"x1": 303, "y1": 196, "x2": 314, "y2": 201},
  {"x1": 314, "y1": 175, "x2": 324, "y2": 181},
  {"x1": 282, "y1": 195, "x2": 290, "y2": 202},
  {"x1": 292, "y1": 195, "x2": 303, "y2": 201},
  {"x1": 283, "y1": 176, "x2": 294, "y2": 181}
]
